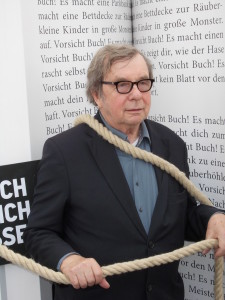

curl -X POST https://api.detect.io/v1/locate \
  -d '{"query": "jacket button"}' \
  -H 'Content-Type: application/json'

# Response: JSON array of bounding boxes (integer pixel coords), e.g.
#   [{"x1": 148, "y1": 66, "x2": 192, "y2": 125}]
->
[
  {"x1": 148, "y1": 241, "x2": 154, "y2": 249},
  {"x1": 147, "y1": 284, "x2": 153, "y2": 292}
]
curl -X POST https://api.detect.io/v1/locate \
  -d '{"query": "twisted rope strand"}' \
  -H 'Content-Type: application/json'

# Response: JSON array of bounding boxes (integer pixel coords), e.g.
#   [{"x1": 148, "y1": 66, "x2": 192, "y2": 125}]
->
[
  {"x1": 0, "y1": 115, "x2": 223, "y2": 299},
  {"x1": 0, "y1": 245, "x2": 69, "y2": 285},
  {"x1": 102, "y1": 239, "x2": 219, "y2": 276},
  {"x1": 0, "y1": 240, "x2": 218, "y2": 282}
]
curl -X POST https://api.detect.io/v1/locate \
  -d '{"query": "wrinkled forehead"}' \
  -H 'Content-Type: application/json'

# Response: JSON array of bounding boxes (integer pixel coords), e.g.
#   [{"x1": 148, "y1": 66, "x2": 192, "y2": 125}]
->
[{"x1": 103, "y1": 53, "x2": 141, "y2": 78}]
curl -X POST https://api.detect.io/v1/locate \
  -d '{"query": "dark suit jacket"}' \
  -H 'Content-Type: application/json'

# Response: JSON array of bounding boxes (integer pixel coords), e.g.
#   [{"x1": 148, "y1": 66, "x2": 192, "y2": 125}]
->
[{"x1": 24, "y1": 112, "x2": 218, "y2": 300}]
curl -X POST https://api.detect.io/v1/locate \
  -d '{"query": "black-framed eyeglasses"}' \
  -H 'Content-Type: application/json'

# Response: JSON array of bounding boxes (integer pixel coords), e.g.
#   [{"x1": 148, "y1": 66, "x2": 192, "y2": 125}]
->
[{"x1": 101, "y1": 79, "x2": 155, "y2": 94}]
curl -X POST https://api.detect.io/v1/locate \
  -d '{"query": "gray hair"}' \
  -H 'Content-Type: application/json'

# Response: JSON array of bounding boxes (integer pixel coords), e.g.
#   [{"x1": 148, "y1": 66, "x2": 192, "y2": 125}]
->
[{"x1": 86, "y1": 44, "x2": 153, "y2": 105}]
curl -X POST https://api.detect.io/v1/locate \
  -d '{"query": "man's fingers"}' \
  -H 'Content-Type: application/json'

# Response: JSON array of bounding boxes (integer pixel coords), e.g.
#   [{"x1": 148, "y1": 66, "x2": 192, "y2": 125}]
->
[
  {"x1": 61, "y1": 256, "x2": 109, "y2": 289},
  {"x1": 71, "y1": 274, "x2": 80, "y2": 289},
  {"x1": 202, "y1": 248, "x2": 210, "y2": 255}
]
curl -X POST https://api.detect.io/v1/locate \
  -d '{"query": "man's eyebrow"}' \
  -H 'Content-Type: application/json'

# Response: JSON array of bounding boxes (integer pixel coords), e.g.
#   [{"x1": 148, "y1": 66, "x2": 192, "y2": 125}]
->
[{"x1": 112, "y1": 75, "x2": 150, "y2": 82}]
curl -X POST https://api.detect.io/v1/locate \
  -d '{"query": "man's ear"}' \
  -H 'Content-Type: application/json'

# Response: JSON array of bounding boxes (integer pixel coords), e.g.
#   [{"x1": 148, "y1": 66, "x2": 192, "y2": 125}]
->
[{"x1": 92, "y1": 91, "x2": 102, "y2": 108}]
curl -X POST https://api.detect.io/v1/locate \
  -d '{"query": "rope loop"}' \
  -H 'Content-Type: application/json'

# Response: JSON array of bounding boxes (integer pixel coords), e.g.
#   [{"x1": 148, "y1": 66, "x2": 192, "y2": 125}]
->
[{"x1": 0, "y1": 115, "x2": 223, "y2": 300}]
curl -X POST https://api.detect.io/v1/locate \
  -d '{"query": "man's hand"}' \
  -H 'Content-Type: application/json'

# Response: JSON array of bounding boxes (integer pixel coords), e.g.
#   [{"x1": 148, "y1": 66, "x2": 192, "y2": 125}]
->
[
  {"x1": 60, "y1": 254, "x2": 110, "y2": 290},
  {"x1": 203, "y1": 213, "x2": 225, "y2": 257}
]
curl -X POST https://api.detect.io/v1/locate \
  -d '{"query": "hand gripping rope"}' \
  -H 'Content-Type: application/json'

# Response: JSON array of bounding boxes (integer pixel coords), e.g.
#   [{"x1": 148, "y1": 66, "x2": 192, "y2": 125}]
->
[{"x1": 0, "y1": 115, "x2": 223, "y2": 300}]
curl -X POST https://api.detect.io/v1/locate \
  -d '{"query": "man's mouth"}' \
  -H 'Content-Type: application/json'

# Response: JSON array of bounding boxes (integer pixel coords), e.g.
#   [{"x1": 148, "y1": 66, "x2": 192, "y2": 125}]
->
[{"x1": 126, "y1": 108, "x2": 143, "y2": 112}]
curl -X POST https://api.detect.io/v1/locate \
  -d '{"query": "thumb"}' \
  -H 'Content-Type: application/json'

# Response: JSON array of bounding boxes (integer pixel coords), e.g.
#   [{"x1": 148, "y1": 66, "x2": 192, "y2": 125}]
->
[{"x1": 99, "y1": 278, "x2": 110, "y2": 289}]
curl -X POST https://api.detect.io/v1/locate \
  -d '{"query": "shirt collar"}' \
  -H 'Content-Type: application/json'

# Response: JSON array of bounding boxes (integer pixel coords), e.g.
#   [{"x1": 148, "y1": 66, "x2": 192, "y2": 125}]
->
[{"x1": 99, "y1": 112, "x2": 151, "y2": 145}]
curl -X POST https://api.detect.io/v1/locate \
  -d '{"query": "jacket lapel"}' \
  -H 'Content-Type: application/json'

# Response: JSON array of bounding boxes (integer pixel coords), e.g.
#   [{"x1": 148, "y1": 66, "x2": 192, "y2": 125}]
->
[
  {"x1": 145, "y1": 120, "x2": 170, "y2": 239},
  {"x1": 145, "y1": 120, "x2": 169, "y2": 186}
]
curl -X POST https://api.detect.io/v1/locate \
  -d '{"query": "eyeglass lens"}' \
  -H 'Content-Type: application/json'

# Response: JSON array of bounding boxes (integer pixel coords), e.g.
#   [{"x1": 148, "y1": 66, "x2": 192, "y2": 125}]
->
[{"x1": 117, "y1": 80, "x2": 152, "y2": 93}]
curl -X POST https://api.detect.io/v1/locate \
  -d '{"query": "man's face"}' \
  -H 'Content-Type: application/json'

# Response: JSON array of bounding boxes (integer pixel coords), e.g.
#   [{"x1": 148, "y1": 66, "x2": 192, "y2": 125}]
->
[{"x1": 92, "y1": 54, "x2": 151, "y2": 134}]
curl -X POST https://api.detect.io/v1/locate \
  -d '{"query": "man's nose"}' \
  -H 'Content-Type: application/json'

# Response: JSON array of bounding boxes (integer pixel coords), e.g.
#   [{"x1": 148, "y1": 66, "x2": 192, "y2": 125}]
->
[{"x1": 130, "y1": 83, "x2": 142, "y2": 98}]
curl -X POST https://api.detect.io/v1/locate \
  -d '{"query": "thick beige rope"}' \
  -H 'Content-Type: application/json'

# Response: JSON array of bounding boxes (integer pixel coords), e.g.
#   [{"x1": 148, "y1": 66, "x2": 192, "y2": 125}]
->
[
  {"x1": 0, "y1": 239, "x2": 219, "y2": 283},
  {"x1": 0, "y1": 114, "x2": 223, "y2": 299}
]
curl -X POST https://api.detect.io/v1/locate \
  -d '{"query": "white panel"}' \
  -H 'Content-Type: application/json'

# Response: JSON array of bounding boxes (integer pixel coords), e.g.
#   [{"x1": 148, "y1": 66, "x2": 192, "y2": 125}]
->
[
  {"x1": 4, "y1": 265, "x2": 41, "y2": 300},
  {"x1": 0, "y1": 0, "x2": 30, "y2": 165},
  {"x1": 0, "y1": 0, "x2": 42, "y2": 299}
]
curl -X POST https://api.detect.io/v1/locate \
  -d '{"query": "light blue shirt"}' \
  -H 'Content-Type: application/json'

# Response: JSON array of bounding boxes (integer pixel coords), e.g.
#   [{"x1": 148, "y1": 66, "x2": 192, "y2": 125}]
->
[{"x1": 101, "y1": 116, "x2": 158, "y2": 233}]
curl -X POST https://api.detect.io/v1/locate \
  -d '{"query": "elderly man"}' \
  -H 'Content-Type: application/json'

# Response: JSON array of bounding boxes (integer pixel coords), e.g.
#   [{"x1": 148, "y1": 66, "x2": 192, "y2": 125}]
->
[{"x1": 24, "y1": 44, "x2": 225, "y2": 300}]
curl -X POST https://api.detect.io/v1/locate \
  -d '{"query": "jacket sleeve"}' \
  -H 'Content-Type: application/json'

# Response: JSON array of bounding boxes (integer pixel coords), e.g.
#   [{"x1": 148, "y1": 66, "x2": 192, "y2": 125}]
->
[
  {"x1": 24, "y1": 138, "x2": 75, "y2": 270},
  {"x1": 183, "y1": 144, "x2": 219, "y2": 241}
]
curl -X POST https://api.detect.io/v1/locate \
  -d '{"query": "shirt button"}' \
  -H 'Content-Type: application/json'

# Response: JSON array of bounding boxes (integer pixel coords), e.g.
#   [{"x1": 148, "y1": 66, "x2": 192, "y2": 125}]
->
[
  {"x1": 148, "y1": 241, "x2": 154, "y2": 249},
  {"x1": 136, "y1": 182, "x2": 139, "y2": 186}
]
